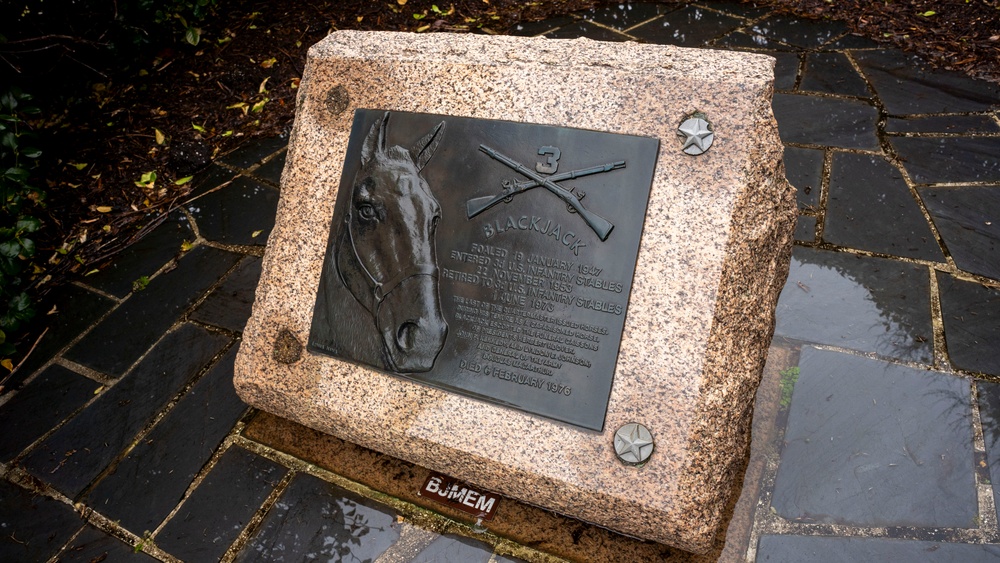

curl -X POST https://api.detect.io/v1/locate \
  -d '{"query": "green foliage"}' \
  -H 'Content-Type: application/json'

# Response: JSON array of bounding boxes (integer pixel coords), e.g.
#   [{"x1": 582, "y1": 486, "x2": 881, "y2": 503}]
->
[
  {"x1": 137, "y1": 0, "x2": 219, "y2": 45},
  {"x1": 0, "y1": 88, "x2": 46, "y2": 364},
  {"x1": 779, "y1": 366, "x2": 800, "y2": 408}
]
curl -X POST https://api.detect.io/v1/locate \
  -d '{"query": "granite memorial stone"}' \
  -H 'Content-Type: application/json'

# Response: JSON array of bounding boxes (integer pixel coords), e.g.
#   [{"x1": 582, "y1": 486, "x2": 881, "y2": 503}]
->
[{"x1": 234, "y1": 31, "x2": 795, "y2": 553}]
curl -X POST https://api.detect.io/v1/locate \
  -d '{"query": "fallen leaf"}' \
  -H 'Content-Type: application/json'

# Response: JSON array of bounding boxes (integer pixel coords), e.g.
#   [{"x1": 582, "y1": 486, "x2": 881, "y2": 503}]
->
[
  {"x1": 1, "y1": 359, "x2": 12, "y2": 372},
  {"x1": 920, "y1": 10, "x2": 936, "y2": 16},
  {"x1": 259, "y1": 77, "x2": 269, "y2": 94},
  {"x1": 70, "y1": 162, "x2": 88, "y2": 170},
  {"x1": 96, "y1": 206, "x2": 112, "y2": 213},
  {"x1": 251, "y1": 229, "x2": 263, "y2": 238},
  {"x1": 180, "y1": 240, "x2": 194, "y2": 252},
  {"x1": 192, "y1": 123, "x2": 207, "y2": 133},
  {"x1": 260, "y1": 58, "x2": 277, "y2": 69},
  {"x1": 174, "y1": 176, "x2": 194, "y2": 185}
]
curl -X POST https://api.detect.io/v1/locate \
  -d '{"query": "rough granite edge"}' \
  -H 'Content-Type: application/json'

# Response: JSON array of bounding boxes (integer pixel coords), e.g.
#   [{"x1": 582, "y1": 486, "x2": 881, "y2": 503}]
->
[{"x1": 676, "y1": 79, "x2": 797, "y2": 551}]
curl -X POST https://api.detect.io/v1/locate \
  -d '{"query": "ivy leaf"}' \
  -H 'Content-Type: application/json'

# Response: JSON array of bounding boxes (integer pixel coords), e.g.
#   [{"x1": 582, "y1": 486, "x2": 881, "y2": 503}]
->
[
  {"x1": 184, "y1": 27, "x2": 202, "y2": 46},
  {"x1": 0, "y1": 241, "x2": 20, "y2": 259},
  {"x1": 21, "y1": 147, "x2": 41, "y2": 159},
  {"x1": 19, "y1": 237, "x2": 35, "y2": 257},
  {"x1": 16, "y1": 217, "x2": 41, "y2": 233}
]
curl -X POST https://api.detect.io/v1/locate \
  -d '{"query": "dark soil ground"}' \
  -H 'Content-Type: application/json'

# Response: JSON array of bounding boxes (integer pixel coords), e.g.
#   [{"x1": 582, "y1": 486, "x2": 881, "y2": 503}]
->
[{"x1": 5, "y1": 0, "x2": 1000, "y2": 300}]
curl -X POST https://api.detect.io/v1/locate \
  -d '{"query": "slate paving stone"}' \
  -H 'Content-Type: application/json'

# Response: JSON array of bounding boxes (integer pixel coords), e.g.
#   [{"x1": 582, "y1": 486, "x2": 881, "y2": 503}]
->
[
  {"x1": 0, "y1": 365, "x2": 99, "y2": 461},
  {"x1": 219, "y1": 136, "x2": 288, "y2": 169},
  {"x1": 629, "y1": 5, "x2": 743, "y2": 47},
  {"x1": 157, "y1": 446, "x2": 286, "y2": 562},
  {"x1": 64, "y1": 245, "x2": 240, "y2": 377},
  {"x1": 825, "y1": 152, "x2": 944, "y2": 261},
  {"x1": 411, "y1": 534, "x2": 493, "y2": 562},
  {"x1": 235, "y1": 473, "x2": 400, "y2": 562},
  {"x1": 748, "y1": 14, "x2": 847, "y2": 48},
  {"x1": 579, "y1": 2, "x2": 673, "y2": 30},
  {"x1": 508, "y1": 15, "x2": 577, "y2": 36},
  {"x1": 783, "y1": 146, "x2": 823, "y2": 210},
  {"x1": 22, "y1": 324, "x2": 230, "y2": 497},
  {"x1": 0, "y1": 480, "x2": 82, "y2": 562},
  {"x1": 772, "y1": 52, "x2": 800, "y2": 90},
  {"x1": 86, "y1": 346, "x2": 248, "y2": 534},
  {"x1": 85, "y1": 210, "x2": 195, "y2": 298},
  {"x1": 772, "y1": 94, "x2": 879, "y2": 150},
  {"x1": 694, "y1": 1, "x2": 772, "y2": 19},
  {"x1": 6, "y1": 284, "x2": 115, "y2": 391},
  {"x1": 937, "y1": 272, "x2": 1000, "y2": 376},
  {"x1": 756, "y1": 535, "x2": 1000, "y2": 562},
  {"x1": 714, "y1": 30, "x2": 794, "y2": 51},
  {"x1": 775, "y1": 247, "x2": 933, "y2": 363},
  {"x1": 794, "y1": 215, "x2": 816, "y2": 243},
  {"x1": 800, "y1": 52, "x2": 870, "y2": 97},
  {"x1": 183, "y1": 163, "x2": 239, "y2": 201},
  {"x1": 919, "y1": 186, "x2": 1000, "y2": 280},
  {"x1": 187, "y1": 176, "x2": 280, "y2": 246},
  {"x1": 854, "y1": 50, "x2": 1000, "y2": 115},
  {"x1": 890, "y1": 137, "x2": 1000, "y2": 185},
  {"x1": 824, "y1": 33, "x2": 881, "y2": 50},
  {"x1": 190, "y1": 255, "x2": 262, "y2": 332},
  {"x1": 58, "y1": 526, "x2": 155, "y2": 562},
  {"x1": 251, "y1": 149, "x2": 286, "y2": 186},
  {"x1": 771, "y1": 346, "x2": 976, "y2": 528},
  {"x1": 543, "y1": 21, "x2": 630, "y2": 42},
  {"x1": 886, "y1": 114, "x2": 1000, "y2": 134},
  {"x1": 977, "y1": 381, "x2": 1000, "y2": 525}
]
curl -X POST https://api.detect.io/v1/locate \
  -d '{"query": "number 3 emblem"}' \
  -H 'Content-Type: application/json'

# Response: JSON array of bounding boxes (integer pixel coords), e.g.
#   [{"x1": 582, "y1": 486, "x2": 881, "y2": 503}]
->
[{"x1": 535, "y1": 146, "x2": 561, "y2": 174}]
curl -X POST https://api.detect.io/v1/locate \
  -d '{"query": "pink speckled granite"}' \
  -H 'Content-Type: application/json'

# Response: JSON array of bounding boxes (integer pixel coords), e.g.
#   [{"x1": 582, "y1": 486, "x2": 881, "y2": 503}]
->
[{"x1": 234, "y1": 31, "x2": 795, "y2": 553}]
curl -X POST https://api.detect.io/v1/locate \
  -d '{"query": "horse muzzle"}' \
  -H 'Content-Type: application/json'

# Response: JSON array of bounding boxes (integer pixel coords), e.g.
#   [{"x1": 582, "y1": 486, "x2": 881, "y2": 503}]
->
[{"x1": 379, "y1": 276, "x2": 448, "y2": 373}]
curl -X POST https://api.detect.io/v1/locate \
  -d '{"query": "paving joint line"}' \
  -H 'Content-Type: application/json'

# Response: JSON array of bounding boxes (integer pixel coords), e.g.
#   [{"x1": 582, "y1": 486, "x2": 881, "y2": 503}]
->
[
  {"x1": 74, "y1": 336, "x2": 241, "y2": 502},
  {"x1": 149, "y1": 418, "x2": 250, "y2": 540},
  {"x1": 217, "y1": 465, "x2": 295, "y2": 563},
  {"x1": 230, "y1": 434, "x2": 565, "y2": 562}
]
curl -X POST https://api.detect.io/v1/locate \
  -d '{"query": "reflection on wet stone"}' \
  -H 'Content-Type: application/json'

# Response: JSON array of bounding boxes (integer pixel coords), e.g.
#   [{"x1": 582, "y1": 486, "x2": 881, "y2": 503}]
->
[
  {"x1": 783, "y1": 146, "x2": 823, "y2": 210},
  {"x1": 580, "y1": 3, "x2": 672, "y2": 30},
  {"x1": 854, "y1": 50, "x2": 1000, "y2": 114},
  {"x1": 891, "y1": 137, "x2": 1000, "y2": 185},
  {"x1": 919, "y1": 186, "x2": 1000, "y2": 280},
  {"x1": 411, "y1": 534, "x2": 493, "y2": 563},
  {"x1": 772, "y1": 347, "x2": 976, "y2": 528},
  {"x1": 775, "y1": 247, "x2": 933, "y2": 362},
  {"x1": 758, "y1": 535, "x2": 1000, "y2": 562},
  {"x1": 800, "y1": 52, "x2": 870, "y2": 97},
  {"x1": 236, "y1": 473, "x2": 399, "y2": 562},
  {"x1": 825, "y1": 152, "x2": 944, "y2": 261},
  {"x1": 937, "y1": 272, "x2": 1000, "y2": 376},
  {"x1": 772, "y1": 94, "x2": 879, "y2": 150},
  {"x1": 748, "y1": 14, "x2": 847, "y2": 48},
  {"x1": 629, "y1": 6, "x2": 742, "y2": 47},
  {"x1": 977, "y1": 381, "x2": 1000, "y2": 526}
]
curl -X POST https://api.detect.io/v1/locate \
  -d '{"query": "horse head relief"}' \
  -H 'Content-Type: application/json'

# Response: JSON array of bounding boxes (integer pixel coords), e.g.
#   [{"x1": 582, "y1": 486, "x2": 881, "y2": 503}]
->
[{"x1": 333, "y1": 112, "x2": 449, "y2": 373}]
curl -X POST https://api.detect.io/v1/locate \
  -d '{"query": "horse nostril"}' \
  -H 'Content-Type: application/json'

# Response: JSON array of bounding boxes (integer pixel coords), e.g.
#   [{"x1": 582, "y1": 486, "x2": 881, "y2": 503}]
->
[{"x1": 396, "y1": 321, "x2": 419, "y2": 351}]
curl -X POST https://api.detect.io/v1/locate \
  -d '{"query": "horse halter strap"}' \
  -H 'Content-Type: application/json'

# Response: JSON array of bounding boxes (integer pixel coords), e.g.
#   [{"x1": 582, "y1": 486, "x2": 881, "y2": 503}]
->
[{"x1": 344, "y1": 211, "x2": 438, "y2": 315}]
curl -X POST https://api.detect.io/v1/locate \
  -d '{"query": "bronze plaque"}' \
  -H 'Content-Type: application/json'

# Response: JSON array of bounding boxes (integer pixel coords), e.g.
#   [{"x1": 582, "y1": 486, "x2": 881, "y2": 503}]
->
[{"x1": 309, "y1": 109, "x2": 658, "y2": 431}]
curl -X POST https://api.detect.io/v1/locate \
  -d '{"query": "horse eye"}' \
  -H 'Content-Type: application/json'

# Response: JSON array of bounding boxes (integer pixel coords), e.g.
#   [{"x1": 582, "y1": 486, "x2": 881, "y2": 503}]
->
[
  {"x1": 357, "y1": 204, "x2": 376, "y2": 221},
  {"x1": 431, "y1": 215, "x2": 441, "y2": 230}
]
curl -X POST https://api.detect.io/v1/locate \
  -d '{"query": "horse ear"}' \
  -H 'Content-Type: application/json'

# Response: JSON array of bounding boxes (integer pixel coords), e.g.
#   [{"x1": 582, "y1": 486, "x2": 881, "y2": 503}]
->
[
  {"x1": 361, "y1": 112, "x2": 390, "y2": 166},
  {"x1": 411, "y1": 121, "x2": 445, "y2": 171}
]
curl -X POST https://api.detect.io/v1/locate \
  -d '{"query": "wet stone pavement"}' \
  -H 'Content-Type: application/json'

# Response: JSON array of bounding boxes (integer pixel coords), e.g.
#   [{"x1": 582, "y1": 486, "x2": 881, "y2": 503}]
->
[{"x1": 2, "y1": 2, "x2": 999, "y2": 561}]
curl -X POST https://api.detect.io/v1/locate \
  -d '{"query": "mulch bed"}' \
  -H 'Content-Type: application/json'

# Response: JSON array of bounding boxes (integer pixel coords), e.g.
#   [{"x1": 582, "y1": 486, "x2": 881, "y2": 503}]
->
[{"x1": 10, "y1": 0, "x2": 1000, "y2": 284}]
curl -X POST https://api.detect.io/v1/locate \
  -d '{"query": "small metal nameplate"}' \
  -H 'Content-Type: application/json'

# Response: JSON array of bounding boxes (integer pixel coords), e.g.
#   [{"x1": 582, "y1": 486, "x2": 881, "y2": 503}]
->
[
  {"x1": 309, "y1": 109, "x2": 658, "y2": 431},
  {"x1": 419, "y1": 472, "x2": 501, "y2": 521}
]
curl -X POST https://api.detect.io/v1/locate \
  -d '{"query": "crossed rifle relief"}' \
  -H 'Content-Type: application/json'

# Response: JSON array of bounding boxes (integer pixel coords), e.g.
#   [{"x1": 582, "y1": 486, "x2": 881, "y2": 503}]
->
[{"x1": 467, "y1": 145, "x2": 626, "y2": 242}]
